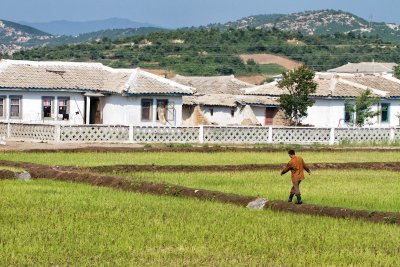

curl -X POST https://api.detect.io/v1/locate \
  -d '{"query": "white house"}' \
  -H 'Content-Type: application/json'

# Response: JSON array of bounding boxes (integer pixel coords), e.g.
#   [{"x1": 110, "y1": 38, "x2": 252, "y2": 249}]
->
[
  {"x1": 244, "y1": 72, "x2": 400, "y2": 127},
  {"x1": 171, "y1": 75, "x2": 281, "y2": 126},
  {"x1": 0, "y1": 60, "x2": 194, "y2": 126}
]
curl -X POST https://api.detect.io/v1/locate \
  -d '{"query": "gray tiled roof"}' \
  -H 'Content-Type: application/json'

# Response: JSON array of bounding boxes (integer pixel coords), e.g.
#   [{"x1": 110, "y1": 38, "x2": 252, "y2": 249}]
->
[
  {"x1": 183, "y1": 94, "x2": 278, "y2": 107},
  {"x1": 125, "y1": 69, "x2": 194, "y2": 95},
  {"x1": 244, "y1": 73, "x2": 395, "y2": 98},
  {"x1": 0, "y1": 60, "x2": 194, "y2": 95},
  {"x1": 171, "y1": 75, "x2": 254, "y2": 95},
  {"x1": 328, "y1": 62, "x2": 397, "y2": 74}
]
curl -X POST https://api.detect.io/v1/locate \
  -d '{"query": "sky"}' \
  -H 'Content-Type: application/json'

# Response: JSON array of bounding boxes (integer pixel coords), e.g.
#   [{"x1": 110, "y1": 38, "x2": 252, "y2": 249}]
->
[{"x1": 0, "y1": 0, "x2": 399, "y2": 28}]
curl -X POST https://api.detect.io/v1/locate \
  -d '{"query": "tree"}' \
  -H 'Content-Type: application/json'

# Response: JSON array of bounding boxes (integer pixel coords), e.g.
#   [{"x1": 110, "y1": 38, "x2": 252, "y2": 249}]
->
[
  {"x1": 345, "y1": 89, "x2": 380, "y2": 127},
  {"x1": 394, "y1": 65, "x2": 400, "y2": 79},
  {"x1": 278, "y1": 65, "x2": 317, "y2": 126}
]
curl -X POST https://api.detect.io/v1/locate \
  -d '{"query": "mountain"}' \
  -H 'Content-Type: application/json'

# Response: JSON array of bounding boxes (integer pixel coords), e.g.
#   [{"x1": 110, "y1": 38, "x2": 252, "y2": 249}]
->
[
  {"x1": 0, "y1": 19, "x2": 54, "y2": 54},
  {"x1": 0, "y1": 18, "x2": 165, "y2": 54},
  {"x1": 214, "y1": 10, "x2": 400, "y2": 42},
  {"x1": 20, "y1": 18, "x2": 159, "y2": 36}
]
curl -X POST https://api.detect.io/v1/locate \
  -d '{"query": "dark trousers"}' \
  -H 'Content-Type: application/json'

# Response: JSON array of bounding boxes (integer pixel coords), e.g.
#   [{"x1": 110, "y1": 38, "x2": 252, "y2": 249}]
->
[{"x1": 290, "y1": 180, "x2": 302, "y2": 195}]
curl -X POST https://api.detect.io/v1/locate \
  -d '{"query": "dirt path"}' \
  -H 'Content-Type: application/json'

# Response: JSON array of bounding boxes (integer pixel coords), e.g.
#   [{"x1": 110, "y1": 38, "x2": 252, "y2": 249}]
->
[
  {"x1": 82, "y1": 162, "x2": 400, "y2": 173},
  {"x1": 1, "y1": 160, "x2": 399, "y2": 225}
]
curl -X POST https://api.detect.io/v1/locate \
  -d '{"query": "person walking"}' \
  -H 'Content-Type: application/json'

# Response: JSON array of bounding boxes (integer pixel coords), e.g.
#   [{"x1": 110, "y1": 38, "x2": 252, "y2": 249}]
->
[{"x1": 280, "y1": 150, "x2": 310, "y2": 204}]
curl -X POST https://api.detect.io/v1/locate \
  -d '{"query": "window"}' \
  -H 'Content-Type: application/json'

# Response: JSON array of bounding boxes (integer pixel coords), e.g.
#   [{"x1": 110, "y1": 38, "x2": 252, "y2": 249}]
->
[
  {"x1": 0, "y1": 97, "x2": 5, "y2": 118},
  {"x1": 10, "y1": 96, "x2": 22, "y2": 119},
  {"x1": 210, "y1": 108, "x2": 214, "y2": 116},
  {"x1": 380, "y1": 103, "x2": 390, "y2": 123},
  {"x1": 58, "y1": 97, "x2": 70, "y2": 120},
  {"x1": 141, "y1": 99, "x2": 152, "y2": 121},
  {"x1": 344, "y1": 103, "x2": 354, "y2": 123},
  {"x1": 156, "y1": 99, "x2": 168, "y2": 122},
  {"x1": 230, "y1": 108, "x2": 235, "y2": 117},
  {"x1": 42, "y1": 97, "x2": 54, "y2": 119}
]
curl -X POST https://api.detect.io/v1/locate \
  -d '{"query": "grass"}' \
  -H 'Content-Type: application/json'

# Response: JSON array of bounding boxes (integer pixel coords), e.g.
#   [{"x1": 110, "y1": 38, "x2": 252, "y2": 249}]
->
[
  {"x1": 1, "y1": 150, "x2": 400, "y2": 166},
  {"x1": 1, "y1": 179, "x2": 399, "y2": 266},
  {"x1": 114, "y1": 169, "x2": 400, "y2": 212}
]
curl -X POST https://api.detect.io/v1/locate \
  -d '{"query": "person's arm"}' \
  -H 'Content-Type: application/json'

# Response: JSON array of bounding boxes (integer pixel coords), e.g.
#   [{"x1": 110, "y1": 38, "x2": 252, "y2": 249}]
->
[
  {"x1": 303, "y1": 159, "x2": 311, "y2": 175},
  {"x1": 281, "y1": 161, "x2": 292, "y2": 175}
]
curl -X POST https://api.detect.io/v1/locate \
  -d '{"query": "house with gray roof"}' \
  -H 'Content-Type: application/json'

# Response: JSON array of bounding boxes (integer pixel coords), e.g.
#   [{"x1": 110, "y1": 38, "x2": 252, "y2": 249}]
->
[
  {"x1": 0, "y1": 60, "x2": 194, "y2": 126},
  {"x1": 244, "y1": 73, "x2": 400, "y2": 127},
  {"x1": 171, "y1": 74, "x2": 281, "y2": 126},
  {"x1": 328, "y1": 62, "x2": 397, "y2": 75}
]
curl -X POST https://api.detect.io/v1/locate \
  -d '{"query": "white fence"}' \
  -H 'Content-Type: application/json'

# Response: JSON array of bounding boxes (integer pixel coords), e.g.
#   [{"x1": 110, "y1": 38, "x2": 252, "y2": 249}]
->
[{"x1": 0, "y1": 122, "x2": 399, "y2": 145}]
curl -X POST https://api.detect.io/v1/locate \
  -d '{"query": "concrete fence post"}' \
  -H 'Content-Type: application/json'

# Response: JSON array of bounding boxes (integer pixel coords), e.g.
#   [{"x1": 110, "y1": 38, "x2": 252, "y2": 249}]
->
[
  {"x1": 199, "y1": 125, "x2": 204, "y2": 144},
  {"x1": 54, "y1": 125, "x2": 61, "y2": 142},
  {"x1": 268, "y1": 126, "x2": 273, "y2": 143},
  {"x1": 129, "y1": 125, "x2": 134, "y2": 143},
  {"x1": 329, "y1": 128, "x2": 335, "y2": 145},
  {"x1": 389, "y1": 127, "x2": 395, "y2": 143},
  {"x1": 7, "y1": 122, "x2": 11, "y2": 138}
]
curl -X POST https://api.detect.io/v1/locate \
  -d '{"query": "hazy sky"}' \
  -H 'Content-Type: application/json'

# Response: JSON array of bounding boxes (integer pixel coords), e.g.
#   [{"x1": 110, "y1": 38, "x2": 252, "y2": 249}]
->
[{"x1": 1, "y1": 0, "x2": 398, "y2": 27}]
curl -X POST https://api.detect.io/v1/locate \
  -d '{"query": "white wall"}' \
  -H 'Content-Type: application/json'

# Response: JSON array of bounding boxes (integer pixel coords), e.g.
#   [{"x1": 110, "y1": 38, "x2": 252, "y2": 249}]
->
[
  {"x1": 201, "y1": 106, "x2": 238, "y2": 125},
  {"x1": 253, "y1": 106, "x2": 267, "y2": 126},
  {"x1": 102, "y1": 95, "x2": 183, "y2": 126},
  {"x1": 304, "y1": 98, "x2": 400, "y2": 127},
  {"x1": 0, "y1": 91, "x2": 85, "y2": 124}
]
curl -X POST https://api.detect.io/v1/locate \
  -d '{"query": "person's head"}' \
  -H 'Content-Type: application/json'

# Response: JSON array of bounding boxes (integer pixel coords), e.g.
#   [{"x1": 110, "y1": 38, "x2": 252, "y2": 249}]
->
[{"x1": 288, "y1": 149, "x2": 295, "y2": 158}]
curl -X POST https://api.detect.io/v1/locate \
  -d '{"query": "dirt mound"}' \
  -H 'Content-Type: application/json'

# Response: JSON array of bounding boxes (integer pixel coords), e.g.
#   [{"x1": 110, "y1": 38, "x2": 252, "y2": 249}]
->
[{"x1": 0, "y1": 170, "x2": 16, "y2": 179}]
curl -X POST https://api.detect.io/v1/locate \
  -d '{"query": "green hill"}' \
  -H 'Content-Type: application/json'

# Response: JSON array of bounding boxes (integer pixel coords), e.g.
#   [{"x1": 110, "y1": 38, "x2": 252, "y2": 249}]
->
[{"x1": 8, "y1": 27, "x2": 400, "y2": 76}]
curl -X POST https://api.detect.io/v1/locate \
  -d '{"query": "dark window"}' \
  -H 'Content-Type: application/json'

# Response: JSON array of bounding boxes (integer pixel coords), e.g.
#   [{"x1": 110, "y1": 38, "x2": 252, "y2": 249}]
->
[
  {"x1": 210, "y1": 108, "x2": 214, "y2": 116},
  {"x1": 42, "y1": 97, "x2": 54, "y2": 119},
  {"x1": 58, "y1": 97, "x2": 70, "y2": 120},
  {"x1": 156, "y1": 99, "x2": 168, "y2": 121},
  {"x1": 141, "y1": 99, "x2": 152, "y2": 121},
  {"x1": 230, "y1": 108, "x2": 235, "y2": 117},
  {"x1": 10, "y1": 96, "x2": 22, "y2": 118},
  {"x1": 0, "y1": 97, "x2": 4, "y2": 118},
  {"x1": 381, "y1": 103, "x2": 390, "y2": 123}
]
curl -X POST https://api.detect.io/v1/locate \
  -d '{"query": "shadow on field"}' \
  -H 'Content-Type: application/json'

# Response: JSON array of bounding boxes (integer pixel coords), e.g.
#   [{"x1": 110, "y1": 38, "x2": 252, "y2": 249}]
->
[{"x1": 0, "y1": 160, "x2": 399, "y2": 225}]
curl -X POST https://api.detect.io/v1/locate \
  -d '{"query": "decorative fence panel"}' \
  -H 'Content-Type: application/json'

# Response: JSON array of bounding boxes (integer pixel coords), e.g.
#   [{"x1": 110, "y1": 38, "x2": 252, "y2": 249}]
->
[
  {"x1": 9, "y1": 123, "x2": 56, "y2": 141},
  {"x1": 60, "y1": 125, "x2": 129, "y2": 142},
  {"x1": 0, "y1": 123, "x2": 7, "y2": 137},
  {"x1": 394, "y1": 128, "x2": 400, "y2": 141},
  {"x1": 132, "y1": 126, "x2": 200, "y2": 143},
  {"x1": 204, "y1": 126, "x2": 270, "y2": 144},
  {"x1": 272, "y1": 127, "x2": 331, "y2": 144},
  {"x1": 334, "y1": 128, "x2": 391, "y2": 143}
]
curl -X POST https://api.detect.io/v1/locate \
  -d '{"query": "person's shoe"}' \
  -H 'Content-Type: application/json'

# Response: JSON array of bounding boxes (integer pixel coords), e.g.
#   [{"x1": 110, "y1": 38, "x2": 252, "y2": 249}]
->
[
  {"x1": 288, "y1": 193, "x2": 295, "y2": 203},
  {"x1": 295, "y1": 194, "x2": 303, "y2": 205}
]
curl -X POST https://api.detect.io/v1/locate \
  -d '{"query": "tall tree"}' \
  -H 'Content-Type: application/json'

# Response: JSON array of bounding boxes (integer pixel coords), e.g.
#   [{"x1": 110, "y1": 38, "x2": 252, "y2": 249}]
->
[
  {"x1": 345, "y1": 89, "x2": 380, "y2": 127},
  {"x1": 278, "y1": 65, "x2": 317, "y2": 126}
]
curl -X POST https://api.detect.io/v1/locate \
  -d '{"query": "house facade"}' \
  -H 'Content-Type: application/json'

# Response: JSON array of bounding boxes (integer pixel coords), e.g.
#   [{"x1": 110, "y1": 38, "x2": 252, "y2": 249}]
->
[
  {"x1": 171, "y1": 75, "x2": 283, "y2": 126},
  {"x1": 244, "y1": 73, "x2": 400, "y2": 127},
  {"x1": 0, "y1": 60, "x2": 194, "y2": 126}
]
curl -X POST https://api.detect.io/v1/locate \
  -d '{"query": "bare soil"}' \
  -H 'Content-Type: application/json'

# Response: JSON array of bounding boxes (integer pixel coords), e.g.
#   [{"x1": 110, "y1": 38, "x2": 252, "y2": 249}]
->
[
  {"x1": 240, "y1": 54, "x2": 302, "y2": 69},
  {"x1": 83, "y1": 162, "x2": 400, "y2": 174},
  {"x1": 0, "y1": 160, "x2": 399, "y2": 225}
]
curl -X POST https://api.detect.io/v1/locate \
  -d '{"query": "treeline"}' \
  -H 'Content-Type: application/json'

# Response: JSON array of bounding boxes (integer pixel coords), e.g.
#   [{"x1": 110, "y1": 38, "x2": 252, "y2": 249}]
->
[{"x1": 5, "y1": 28, "x2": 400, "y2": 76}]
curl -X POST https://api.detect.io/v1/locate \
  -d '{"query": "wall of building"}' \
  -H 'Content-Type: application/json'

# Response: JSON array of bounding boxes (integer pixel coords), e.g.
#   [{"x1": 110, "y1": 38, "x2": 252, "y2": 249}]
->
[
  {"x1": 102, "y1": 95, "x2": 183, "y2": 126},
  {"x1": 303, "y1": 98, "x2": 400, "y2": 127},
  {"x1": 0, "y1": 91, "x2": 85, "y2": 124}
]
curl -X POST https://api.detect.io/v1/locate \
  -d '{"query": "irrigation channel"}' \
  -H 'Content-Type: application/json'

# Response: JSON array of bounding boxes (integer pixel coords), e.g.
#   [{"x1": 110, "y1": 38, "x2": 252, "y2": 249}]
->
[{"x1": 0, "y1": 160, "x2": 399, "y2": 225}]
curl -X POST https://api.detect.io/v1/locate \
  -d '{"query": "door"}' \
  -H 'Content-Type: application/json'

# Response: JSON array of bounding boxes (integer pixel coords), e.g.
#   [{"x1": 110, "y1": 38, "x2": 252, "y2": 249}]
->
[
  {"x1": 265, "y1": 107, "x2": 276, "y2": 125},
  {"x1": 89, "y1": 97, "x2": 102, "y2": 124}
]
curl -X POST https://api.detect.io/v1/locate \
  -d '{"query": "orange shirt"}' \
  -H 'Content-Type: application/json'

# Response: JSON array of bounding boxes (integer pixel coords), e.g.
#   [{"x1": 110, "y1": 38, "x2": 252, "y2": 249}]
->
[{"x1": 281, "y1": 156, "x2": 310, "y2": 181}]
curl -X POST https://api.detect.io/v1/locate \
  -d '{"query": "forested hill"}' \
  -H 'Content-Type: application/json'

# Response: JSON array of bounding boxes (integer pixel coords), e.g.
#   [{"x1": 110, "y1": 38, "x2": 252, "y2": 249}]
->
[{"x1": 7, "y1": 28, "x2": 400, "y2": 76}]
